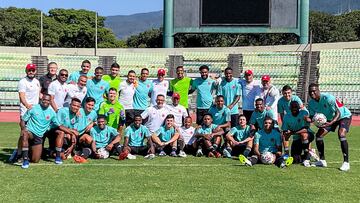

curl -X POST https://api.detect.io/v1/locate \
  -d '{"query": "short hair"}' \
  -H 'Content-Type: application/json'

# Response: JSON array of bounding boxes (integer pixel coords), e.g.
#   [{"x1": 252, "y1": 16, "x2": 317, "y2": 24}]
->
[
  {"x1": 184, "y1": 116, "x2": 192, "y2": 120},
  {"x1": 165, "y1": 114, "x2": 175, "y2": 119},
  {"x1": 42, "y1": 93, "x2": 51, "y2": 98},
  {"x1": 282, "y1": 85, "x2": 292, "y2": 92},
  {"x1": 264, "y1": 116, "x2": 274, "y2": 123},
  {"x1": 47, "y1": 62, "x2": 57, "y2": 69},
  {"x1": 128, "y1": 70, "x2": 136, "y2": 75},
  {"x1": 238, "y1": 114, "x2": 246, "y2": 119},
  {"x1": 111, "y1": 62, "x2": 120, "y2": 68},
  {"x1": 78, "y1": 75, "x2": 87, "y2": 81},
  {"x1": 134, "y1": 114, "x2": 142, "y2": 120},
  {"x1": 176, "y1": 66, "x2": 184, "y2": 71},
  {"x1": 82, "y1": 60, "x2": 91, "y2": 66},
  {"x1": 95, "y1": 66, "x2": 104, "y2": 72},
  {"x1": 85, "y1": 97, "x2": 95, "y2": 103},
  {"x1": 157, "y1": 94, "x2": 165, "y2": 98},
  {"x1": 255, "y1": 98, "x2": 264, "y2": 103},
  {"x1": 224, "y1": 67, "x2": 233, "y2": 72},
  {"x1": 108, "y1": 87, "x2": 117, "y2": 92},
  {"x1": 59, "y1": 69, "x2": 68, "y2": 74},
  {"x1": 216, "y1": 95, "x2": 224, "y2": 100},
  {"x1": 199, "y1": 65, "x2": 209, "y2": 71},
  {"x1": 141, "y1": 68, "x2": 149, "y2": 73},
  {"x1": 290, "y1": 100, "x2": 300, "y2": 108},
  {"x1": 97, "y1": 114, "x2": 106, "y2": 120},
  {"x1": 203, "y1": 113, "x2": 213, "y2": 119},
  {"x1": 308, "y1": 83, "x2": 319, "y2": 89},
  {"x1": 71, "y1": 97, "x2": 81, "y2": 103}
]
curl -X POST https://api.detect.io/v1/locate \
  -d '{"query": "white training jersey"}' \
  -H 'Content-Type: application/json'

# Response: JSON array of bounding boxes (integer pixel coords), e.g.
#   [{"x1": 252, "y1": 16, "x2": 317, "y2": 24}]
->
[
  {"x1": 180, "y1": 126, "x2": 196, "y2": 145},
  {"x1": 118, "y1": 80, "x2": 135, "y2": 110},
  {"x1": 64, "y1": 84, "x2": 87, "y2": 107},
  {"x1": 238, "y1": 79, "x2": 261, "y2": 111},
  {"x1": 141, "y1": 105, "x2": 169, "y2": 133},
  {"x1": 150, "y1": 79, "x2": 169, "y2": 106},
  {"x1": 257, "y1": 85, "x2": 280, "y2": 119},
  {"x1": 48, "y1": 80, "x2": 69, "y2": 109},
  {"x1": 18, "y1": 77, "x2": 41, "y2": 116},
  {"x1": 166, "y1": 104, "x2": 188, "y2": 127}
]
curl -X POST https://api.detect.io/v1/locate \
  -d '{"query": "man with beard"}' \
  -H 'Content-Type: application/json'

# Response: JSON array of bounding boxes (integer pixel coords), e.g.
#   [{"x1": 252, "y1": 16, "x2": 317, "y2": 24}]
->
[
  {"x1": 85, "y1": 67, "x2": 110, "y2": 112},
  {"x1": 48, "y1": 69, "x2": 70, "y2": 112}
]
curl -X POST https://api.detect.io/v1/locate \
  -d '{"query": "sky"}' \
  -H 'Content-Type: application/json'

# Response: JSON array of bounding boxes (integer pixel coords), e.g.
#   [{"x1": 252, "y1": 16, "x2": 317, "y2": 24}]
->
[{"x1": 0, "y1": 0, "x2": 163, "y2": 16}]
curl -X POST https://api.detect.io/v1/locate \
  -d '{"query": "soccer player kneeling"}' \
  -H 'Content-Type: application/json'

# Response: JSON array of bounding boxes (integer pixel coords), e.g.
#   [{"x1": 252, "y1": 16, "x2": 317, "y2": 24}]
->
[
  {"x1": 282, "y1": 101, "x2": 314, "y2": 167},
  {"x1": 177, "y1": 116, "x2": 197, "y2": 157},
  {"x1": 223, "y1": 115, "x2": 253, "y2": 160},
  {"x1": 78, "y1": 115, "x2": 122, "y2": 160},
  {"x1": 194, "y1": 114, "x2": 224, "y2": 158},
  {"x1": 247, "y1": 117, "x2": 293, "y2": 168},
  {"x1": 119, "y1": 115, "x2": 155, "y2": 160},
  {"x1": 151, "y1": 114, "x2": 180, "y2": 157}
]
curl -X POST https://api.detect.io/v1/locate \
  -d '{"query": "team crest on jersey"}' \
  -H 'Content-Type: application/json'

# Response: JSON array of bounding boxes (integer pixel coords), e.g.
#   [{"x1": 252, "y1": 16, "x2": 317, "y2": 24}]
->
[
  {"x1": 164, "y1": 83, "x2": 167, "y2": 87},
  {"x1": 147, "y1": 84, "x2": 150, "y2": 88},
  {"x1": 162, "y1": 114, "x2": 165, "y2": 117},
  {"x1": 139, "y1": 132, "x2": 142, "y2": 137},
  {"x1": 324, "y1": 104, "x2": 327, "y2": 108},
  {"x1": 100, "y1": 86, "x2": 104, "y2": 90},
  {"x1": 297, "y1": 119, "x2": 301, "y2": 123},
  {"x1": 178, "y1": 109, "x2": 181, "y2": 113},
  {"x1": 46, "y1": 115, "x2": 50, "y2": 120},
  {"x1": 232, "y1": 85, "x2": 235, "y2": 89},
  {"x1": 208, "y1": 82, "x2": 211, "y2": 85},
  {"x1": 270, "y1": 138, "x2": 275, "y2": 143},
  {"x1": 87, "y1": 117, "x2": 92, "y2": 122},
  {"x1": 71, "y1": 118, "x2": 76, "y2": 124}
]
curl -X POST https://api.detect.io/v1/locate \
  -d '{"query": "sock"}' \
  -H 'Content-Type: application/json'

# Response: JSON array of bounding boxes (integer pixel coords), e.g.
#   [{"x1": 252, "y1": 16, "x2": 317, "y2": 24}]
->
[
  {"x1": 55, "y1": 147, "x2": 62, "y2": 158},
  {"x1": 209, "y1": 146, "x2": 215, "y2": 152},
  {"x1": 113, "y1": 144, "x2": 122, "y2": 154},
  {"x1": 226, "y1": 147, "x2": 232, "y2": 153},
  {"x1": 249, "y1": 155, "x2": 258, "y2": 165},
  {"x1": 302, "y1": 139, "x2": 310, "y2": 160},
  {"x1": 340, "y1": 137, "x2": 349, "y2": 162},
  {"x1": 316, "y1": 137, "x2": 325, "y2": 160},
  {"x1": 81, "y1": 148, "x2": 92, "y2": 159},
  {"x1": 243, "y1": 147, "x2": 251, "y2": 157},
  {"x1": 284, "y1": 147, "x2": 289, "y2": 155},
  {"x1": 22, "y1": 148, "x2": 29, "y2": 160},
  {"x1": 212, "y1": 144, "x2": 218, "y2": 151}
]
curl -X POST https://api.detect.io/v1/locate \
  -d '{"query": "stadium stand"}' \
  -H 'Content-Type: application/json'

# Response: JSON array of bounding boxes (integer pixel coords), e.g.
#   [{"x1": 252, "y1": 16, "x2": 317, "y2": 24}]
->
[
  {"x1": 115, "y1": 52, "x2": 169, "y2": 77},
  {"x1": 317, "y1": 49, "x2": 360, "y2": 114},
  {"x1": 47, "y1": 55, "x2": 99, "y2": 74},
  {"x1": 183, "y1": 51, "x2": 228, "y2": 76}
]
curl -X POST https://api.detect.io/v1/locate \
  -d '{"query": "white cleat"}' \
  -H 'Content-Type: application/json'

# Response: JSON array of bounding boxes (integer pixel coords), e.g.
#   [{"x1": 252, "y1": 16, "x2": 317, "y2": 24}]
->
[
  {"x1": 303, "y1": 160, "x2": 311, "y2": 167},
  {"x1": 309, "y1": 148, "x2": 320, "y2": 162},
  {"x1": 178, "y1": 150, "x2": 187, "y2": 158},
  {"x1": 127, "y1": 153, "x2": 137, "y2": 160},
  {"x1": 144, "y1": 154, "x2": 155, "y2": 160},
  {"x1": 339, "y1": 162, "x2": 350, "y2": 172},
  {"x1": 314, "y1": 159, "x2": 327, "y2": 167}
]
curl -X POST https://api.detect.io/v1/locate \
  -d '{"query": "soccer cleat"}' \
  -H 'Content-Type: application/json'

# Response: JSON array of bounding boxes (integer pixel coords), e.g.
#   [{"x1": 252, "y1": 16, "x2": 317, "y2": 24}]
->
[
  {"x1": 144, "y1": 154, "x2": 155, "y2": 160},
  {"x1": 314, "y1": 159, "x2": 327, "y2": 167},
  {"x1": 159, "y1": 151, "x2": 167, "y2": 157},
  {"x1": 339, "y1": 162, "x2": 350, "y2": 171},
  {"x1": 118, "y1": 151, "x2": 129, "y2": 160},
  {"x1": 303, "y1": 160, "x2": 311, "y2": 167},
  {"x1": 239, "y1": 154, "x2": 252, "y2": 166},
  {"x1": 21, "y1": 159, "x2": 30, "y2": 169},
  {"x1": 170, "y1": 151, "x2": 177, "y2": 157},
  {"x1": 178, "y1": 150, "x2": 187, "y2": 158},
  {"x1": 196, "y1": 149, "x2": 203, "y2": 157},
  {"x1": 127, "y1": 153, "x2": 137, "y2": 160},
  {"x1": 309, "y1": 148, "x2": 320, "y2": 162},
  {"x1": 285, "y1": 156, "x2": 294, "y2": 167},
  {"x1": 55, "y1": 156, "x2": 63, "y2": 165},
  {"x1": 208, "y1": 152, "x2": 215, "y2": 158},
  {"x1": 8, "y1": 149, "x2": 18, "y2": 163},
  {"x1": 222, "y1": 148, "x2": 232, "y2": 158},
  {"x1": 214, "y1": 151, "x2": 221, "y2": 158},
  {"x1": 73, "y1": 155, "x2": 87, "y2": 163}
]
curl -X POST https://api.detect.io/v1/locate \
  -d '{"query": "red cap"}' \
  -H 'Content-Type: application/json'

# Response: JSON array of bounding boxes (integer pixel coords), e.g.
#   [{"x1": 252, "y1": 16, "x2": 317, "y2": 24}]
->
[
  {"x1": 261, "y1": 75, "x2": 271, "y2": 81},
  {"x1": 172, "y1": 92, "x2": 180, "y2": 99},
  {"x1": 26, "y1": 64, "x2": 37, "y2": 71},
  {"x1": 244, "y1": 69, "x2": 253, "y2": 75},
  {"x1": 157, "y1": 68, "x2": 166, "y2": 76}
]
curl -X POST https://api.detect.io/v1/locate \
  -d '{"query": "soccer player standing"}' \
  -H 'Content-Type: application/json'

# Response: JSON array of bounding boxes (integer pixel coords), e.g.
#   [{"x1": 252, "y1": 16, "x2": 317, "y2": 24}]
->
[
  {"x1": 85, "y1": 67, "x2": 110, "y2": 112},
  {"x1": 217, "y1": 67, "x2": 241, "y2": 127},
  {"x1": 150, "y1": 68, "x2": 169, "y2": 106},
  {"x1": 277, "y1": 85, "x2": 304, "y2": 122},
  {"x1": 39, "y1": 62, "x2": 58, "y2": 94},
  {"x1": 133, "y1": 68, "x2": 153, "y2": 117},
  {"x1": 169, "y1": 66, "x2": 192, "y2": 110},
  {"x1": 306, "y1": 83, "x2": 352, "y2": 171},
  {"x1": 68, "y1": 60, "x2": 92, "y2": 84},
  {"x1": 119, "y1": 70, "x2": 136, "y2": 126},
  {"x1": 258, "y1": 75, "x2": 280, "y2": 119},
  {"x1": 190, "y1": 65, "x2": 217, "y2": 125},
  {"x1": 102, "y1": 62, "x2": 122, "y2": 91},
  {"x1": 48, "y1": 69, "x2": 69, "y2": 112},
  {"x1": 238, "y1": 69, "x2": 261, "y2": 123},
  {"x1": 64, "y1": 75, "x2": 87, "y2": 107}
]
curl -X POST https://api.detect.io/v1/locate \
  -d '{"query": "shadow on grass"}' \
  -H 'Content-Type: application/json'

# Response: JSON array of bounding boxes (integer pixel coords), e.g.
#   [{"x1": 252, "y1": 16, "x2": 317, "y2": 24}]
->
[{"x1": 0, "y1": 148, "x2": 14, "y2": 164}]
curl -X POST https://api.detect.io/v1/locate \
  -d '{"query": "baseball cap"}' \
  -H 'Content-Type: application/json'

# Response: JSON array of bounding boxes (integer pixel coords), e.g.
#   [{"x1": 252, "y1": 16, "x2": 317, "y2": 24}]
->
[
  {"x1": 26, "y1": 64, "x2": 37, "y2": 71},
  {"x1": 157, "y1": 68, "x2": 166, "y2": 76},
  {"x1": 244, "y1": 69, "x2": 253, "y2": 75},
  {"x1": 261, "y1": 75, "x2": 271, "y2": 81},
  {"x1": 172, "y1": 92, "x2": 180, "y2": 99}
]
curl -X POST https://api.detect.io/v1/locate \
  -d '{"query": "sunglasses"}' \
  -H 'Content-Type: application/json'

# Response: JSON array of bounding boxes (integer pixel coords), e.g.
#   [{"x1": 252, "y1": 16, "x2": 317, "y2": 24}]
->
[{"x1": 60, "y1": 73, "x2": 68, "y2": 77}]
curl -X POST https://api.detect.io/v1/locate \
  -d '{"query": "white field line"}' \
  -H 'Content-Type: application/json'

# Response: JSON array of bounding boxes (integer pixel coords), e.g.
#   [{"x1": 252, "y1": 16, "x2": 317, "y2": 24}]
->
[{"x1": 1, "y1": 161, "x2": 359, "y2": 167}]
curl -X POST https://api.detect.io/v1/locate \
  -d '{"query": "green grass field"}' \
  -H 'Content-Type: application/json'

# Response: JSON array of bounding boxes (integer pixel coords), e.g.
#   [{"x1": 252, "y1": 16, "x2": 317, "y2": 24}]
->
[{"x1": 0, "y1": 122, "x2": 359, "y2": 202}]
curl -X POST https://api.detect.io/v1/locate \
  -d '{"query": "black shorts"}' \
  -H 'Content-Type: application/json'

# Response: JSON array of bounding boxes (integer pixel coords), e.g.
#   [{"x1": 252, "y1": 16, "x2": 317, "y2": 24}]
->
[
  {"x1": 242, "y1": 110, "x2": 253, "y2": 124},
  {"x1": 130, "y1": 146, "x2": 148, "y2": 155},
  {"x1": 196, "y1": 108, "x2": 209, "y2": 125},
  {"x1": 44, "y1": 128, "x2": 59, "y2": 149},
  {"x1": 231, "y1": 144, "x2": 247, "y2": 156},
  {"x1": 29, "y1": 132, "x2": 43, "y2": 146},
  {"x1": 183, "y1": 144, "x2": 196, "y2": 155},
  {"x1": 291, "y1": 131, "x2": 315, "y2": 156},
  {"x1": 230, "y1": 114, "x2": 239, "y2": 128},
  {"x1": 324, "y1": 117, "x2": 352, "y2": 133},
  {"x1": 125, "y1": 109, "x2": 135, "y2": 127}
]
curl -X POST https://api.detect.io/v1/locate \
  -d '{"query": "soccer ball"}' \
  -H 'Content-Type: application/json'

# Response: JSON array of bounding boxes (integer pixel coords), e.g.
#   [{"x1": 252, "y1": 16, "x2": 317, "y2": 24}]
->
[
  {"x1": 97, "y1": 148, "x2": 110, "y2": 159},
  {"x1": 312, "y1": 113, "x2": 327, "y2": 127},
  {"x1": 261, "y1": 152, "x2": 276, "y2": 164}
]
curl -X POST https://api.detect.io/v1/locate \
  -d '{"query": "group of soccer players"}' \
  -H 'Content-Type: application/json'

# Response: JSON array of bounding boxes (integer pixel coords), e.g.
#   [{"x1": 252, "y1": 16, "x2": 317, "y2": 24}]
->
[{"x1": 10, "y1": 61, "x2": 352, "y2": 171}]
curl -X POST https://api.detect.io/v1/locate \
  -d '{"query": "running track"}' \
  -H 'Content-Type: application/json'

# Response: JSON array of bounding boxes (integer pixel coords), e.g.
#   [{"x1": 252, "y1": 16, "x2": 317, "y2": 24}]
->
[{"x1": 1, "y1": 112, "x2": 359, "y2": 126}]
